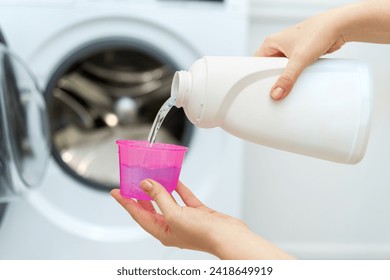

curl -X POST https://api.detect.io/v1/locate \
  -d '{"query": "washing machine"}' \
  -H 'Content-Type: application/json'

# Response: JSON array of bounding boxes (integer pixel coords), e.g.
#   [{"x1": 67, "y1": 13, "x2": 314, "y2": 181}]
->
[{"x1": 0, "y1": 0, "x2": 248, "y2": 259}]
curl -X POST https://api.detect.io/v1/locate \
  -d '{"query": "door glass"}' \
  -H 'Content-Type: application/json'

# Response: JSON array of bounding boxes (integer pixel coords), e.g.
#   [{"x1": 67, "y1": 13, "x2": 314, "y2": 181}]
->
[
  {"x1": 0, "y1": 46, "x2": 50, "y2": 195},
  {"x1": 0, "y1": 94, "x2": 12, "y2": 199}
]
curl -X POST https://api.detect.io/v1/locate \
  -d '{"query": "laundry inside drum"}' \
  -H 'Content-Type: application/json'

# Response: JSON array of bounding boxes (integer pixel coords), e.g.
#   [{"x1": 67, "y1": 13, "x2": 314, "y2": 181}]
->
[{"x1": 46, "y1": 47, "x2": 192, "y2": 191}]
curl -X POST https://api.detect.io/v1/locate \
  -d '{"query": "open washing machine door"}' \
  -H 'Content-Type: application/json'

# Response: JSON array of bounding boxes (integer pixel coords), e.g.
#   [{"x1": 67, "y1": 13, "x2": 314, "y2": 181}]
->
[{"x1": 0, "y1": 32, "x2": 50, "y2": 205}]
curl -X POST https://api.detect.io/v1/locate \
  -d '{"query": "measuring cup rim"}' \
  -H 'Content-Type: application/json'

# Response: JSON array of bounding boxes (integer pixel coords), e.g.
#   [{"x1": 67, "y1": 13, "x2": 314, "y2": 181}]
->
[{"x1": 116, "y1": 140, "x2": 188, "y2": 151}]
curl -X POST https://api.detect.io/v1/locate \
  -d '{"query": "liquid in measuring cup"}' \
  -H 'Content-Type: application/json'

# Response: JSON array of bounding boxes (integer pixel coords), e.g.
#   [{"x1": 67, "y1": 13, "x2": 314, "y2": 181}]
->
[{"x1": 119, "y1": 164, "x2": 181, "y2": 200}]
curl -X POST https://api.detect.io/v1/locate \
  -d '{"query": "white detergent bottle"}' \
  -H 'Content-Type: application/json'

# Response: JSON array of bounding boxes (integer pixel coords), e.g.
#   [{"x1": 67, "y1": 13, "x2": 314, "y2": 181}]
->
[{"x1": 171, "y1": 56, "x2": 372, "y2": 164}]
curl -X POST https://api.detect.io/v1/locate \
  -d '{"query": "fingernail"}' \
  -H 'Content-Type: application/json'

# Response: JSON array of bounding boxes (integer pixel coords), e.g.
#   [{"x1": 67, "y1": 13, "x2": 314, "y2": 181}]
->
[
  {"x1": 271, "y1": 87, "x2": 284, "y2": 100},
  {"x1": 140, "y1": 179, "x2": 153, "y2": 192}
]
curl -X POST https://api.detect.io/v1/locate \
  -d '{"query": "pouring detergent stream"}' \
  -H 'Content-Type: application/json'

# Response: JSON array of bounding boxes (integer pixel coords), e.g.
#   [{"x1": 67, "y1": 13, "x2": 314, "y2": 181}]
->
[{"x1": 147, "y1": 96, "x2": 177, "y2": 146}]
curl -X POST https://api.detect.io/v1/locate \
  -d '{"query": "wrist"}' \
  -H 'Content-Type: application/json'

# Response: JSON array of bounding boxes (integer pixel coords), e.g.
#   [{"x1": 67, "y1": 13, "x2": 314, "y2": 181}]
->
[
  {"x1": 332, "y1": 0, "x2": 390, "y2": 43},
  {"x1": 210, "y1": 228, "x2": 294, "y2": 260}
]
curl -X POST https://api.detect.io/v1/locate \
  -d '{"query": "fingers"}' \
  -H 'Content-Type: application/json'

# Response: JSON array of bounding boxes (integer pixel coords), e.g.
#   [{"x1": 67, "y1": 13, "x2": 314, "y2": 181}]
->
[
  {"x1": 138, "y1": 200, "x2": 157, "y2": 214},
  {"x1": 140, "y1": 179, "x2": 180, "y2": 214},
  {"x1": 255, "y1": 46, "x2": 284, "y2": 57},
  {"x1": 111, "y1": 189, "x2": 157, "y2": 225},
  {"x1": 255, "y1": 42, "x2": 304, "y2": 101},
  {"x1": 111, "y1": 189, "x2": 151, "y2": 218},
  {"x1": 270, "y1": 57, "x2": 308, "y2": 100},
  {"x1": 111, "y1": 189, "x2": 139, "y2": 213},
  {"x1": 175, "y1": 180, "x2": 204, "y2": 208},
  {"x1": 111, "y1": 189, "x2": 164, "y2": 238},
  {"x1": 255, "y1": 35, "x2": 314, "y2": 101},
  {"x1": 255, "y1": 35, "x2": 286, "y2": 57}
]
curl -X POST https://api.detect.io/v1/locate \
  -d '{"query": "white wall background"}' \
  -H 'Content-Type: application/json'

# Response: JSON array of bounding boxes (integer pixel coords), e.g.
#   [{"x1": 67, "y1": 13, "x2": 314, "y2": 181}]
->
[{"x1": 244, "y1": 0, "x2": 390, "y2": 259}]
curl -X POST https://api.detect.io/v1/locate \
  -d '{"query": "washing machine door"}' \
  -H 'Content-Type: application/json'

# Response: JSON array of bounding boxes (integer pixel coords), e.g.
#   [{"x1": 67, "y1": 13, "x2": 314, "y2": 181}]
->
[{"x1": 0, "y1": 43, "x2": 50, "y2": 202}]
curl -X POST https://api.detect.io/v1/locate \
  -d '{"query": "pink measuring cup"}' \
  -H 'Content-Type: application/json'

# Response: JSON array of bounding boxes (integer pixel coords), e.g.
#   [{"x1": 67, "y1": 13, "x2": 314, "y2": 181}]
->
[{"x1": 116, "y1": 140, "x2": 188, "y2": 200}]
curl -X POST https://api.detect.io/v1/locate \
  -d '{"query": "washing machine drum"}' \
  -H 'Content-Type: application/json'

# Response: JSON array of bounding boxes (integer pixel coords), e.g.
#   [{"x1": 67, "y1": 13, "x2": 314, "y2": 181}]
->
[{"x1": 0, "y1": 44, "x2": 50, "y2": 201}]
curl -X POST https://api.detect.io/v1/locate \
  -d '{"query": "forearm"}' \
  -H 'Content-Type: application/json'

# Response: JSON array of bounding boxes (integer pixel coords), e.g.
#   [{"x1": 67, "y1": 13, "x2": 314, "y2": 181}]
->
[
  {"x1": 211, "y1": 230, "x2": 294, "y2": 260},
  {"x1": 330, "y1": 0, "x2": 390, "y2": 43}
]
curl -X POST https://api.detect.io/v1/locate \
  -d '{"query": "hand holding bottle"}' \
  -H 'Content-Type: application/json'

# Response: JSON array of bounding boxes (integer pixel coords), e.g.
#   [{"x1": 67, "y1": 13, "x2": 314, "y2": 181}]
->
[{"x1": 256, "y1": 0, "x2": 390, "y2": 100}]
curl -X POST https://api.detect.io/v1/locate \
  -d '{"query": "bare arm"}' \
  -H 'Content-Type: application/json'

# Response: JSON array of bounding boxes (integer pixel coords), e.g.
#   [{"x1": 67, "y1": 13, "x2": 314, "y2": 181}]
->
[
  {"x1": 256, "y1": 0, "x2": 390, "y2": 100},
  {"x1": 340, "y1": 0, "x2": 390, "y2": 43}
]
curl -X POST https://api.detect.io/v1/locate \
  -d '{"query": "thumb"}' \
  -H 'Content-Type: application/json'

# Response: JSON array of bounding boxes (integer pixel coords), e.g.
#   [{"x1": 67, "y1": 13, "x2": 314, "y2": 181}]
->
[
  {"x1": 140, "y1": 179, "x2": 179, "y2": 214},
  {"x1": 270, "y1": 58, "x2": 307, "y2": 100}
]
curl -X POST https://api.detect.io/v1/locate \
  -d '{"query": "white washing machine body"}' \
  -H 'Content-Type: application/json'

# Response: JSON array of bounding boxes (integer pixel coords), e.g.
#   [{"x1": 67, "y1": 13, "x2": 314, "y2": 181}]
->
[{"x1": 0, "y1": 0, "x2": 248, "y2": 259}]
